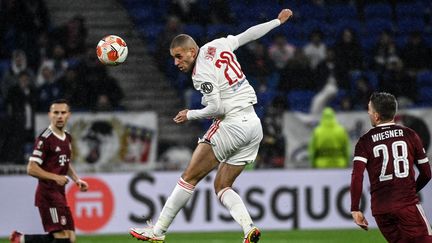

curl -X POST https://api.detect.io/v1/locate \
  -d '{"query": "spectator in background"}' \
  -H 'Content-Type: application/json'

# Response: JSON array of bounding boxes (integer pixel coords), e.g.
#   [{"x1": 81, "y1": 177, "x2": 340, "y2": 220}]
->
[
  {"x1": 167, "y1": 0, "x2": 203, "y2": 24},
  {"x1": 243, "y1": 41, "x2": 275, "y2": 81},
  {"x1": 314, "y1": 48, "x2": 349, "y2": 90},
  {"x1": 279, "y1": 49, "x2": 314, "y2": 91},
  {"x1": 333, "y1": 28, "x2": 363, "y2": 74},
  {"x1": 5, "y1": 71, "x2": 39, "y2": 163},
  {"x1": 379, "y1": 57, "x2": 417, "y2": 107},
  {"x1": 0, "y1": 0, "x2": 47, "y2": 61},
  {"x1": 89, "y1": 68, "x2": 124, "y2": 111},
  {"x1": 40, "y1": 44, "x2": 69, "y2": 81},
  {"x1": 37, "y1": 64, "x2": 62, "y2": 111},
  {"x1": 351, "y1": 75, "x2": 373, "y2": 110},
  {"x1": 308, "y1": 107, "x2": 350, "y2": 168},
  {"x1": 208, "y1": 0, "x2": 234, "y2": 24},
  {"x1": 401, "y1": 31, "x2": 432, "y2": 73},
  {"x1": 155, "y1": 16, "x2": 183, "y2": 73},
  {"x1": 57, "y1": 67, "x2": 90, "y2": 110},
  {"x1": 372, "y1": 30, "x2": 399, "y2": 74},
  {"x1": 256, "y1": 106, "x2": 286, "y2": 168},
  {"x1": 1, "y1": 50, "x2": 35, "y2": 99},
  {"x1": 268, "y1": 33, "x2": 296, "y2": 72},
  {"x1": 51, "y1": 15, "x2": 88, "y2": 58},
  {"x1": 303, "y1": 30, "x2": 327, "y2": 70},
  {"x1": 35, "y1": 31, "x2": 52, "y2": 66}
]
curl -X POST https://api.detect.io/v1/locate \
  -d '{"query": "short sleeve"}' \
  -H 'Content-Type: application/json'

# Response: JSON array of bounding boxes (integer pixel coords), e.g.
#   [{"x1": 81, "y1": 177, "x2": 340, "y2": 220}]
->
[{"x1": 29, "y1": 137, "x2": 47, "y2": 165}]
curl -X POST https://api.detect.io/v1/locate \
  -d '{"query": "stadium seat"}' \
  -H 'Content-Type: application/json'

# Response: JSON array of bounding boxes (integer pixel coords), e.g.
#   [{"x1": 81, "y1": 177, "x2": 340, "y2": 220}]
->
[
  {"x1": 298, "y1": 4, "x2": 327, "y2": 21},
  {"x1": 330, "y1": 89, "x2": 348, "y2": 111},
  {"x1": 327, "y1": 4, "x2": 358, "y2": 21},
  {"x1": 137, "y1": 24, "x2": 164, "y2": 53},
  {"x1": 364, "y1": 3, "x2": 393, "y2": 19},
  {"x1": 333, "y1": 19, "x2": 362, "y2": 37},
  {"x1": 395, "y1": 3, "x2": 423, "y2": 19},
  {"x1": 206, "y1": 24, "x2": 234, "y2": 39},
  {"x1": 301, "y1": 20, "x2": 334, "y2": 38},
  {"x1": 418, "y1": 86, "x2": 432, "y2": 104},
  {"x1": 397, "y1": 18, "x2": 425, "y2": 35},
  {"x1": 129, "y1": 8, "x2": 158, "y2": 24},
  {"x1": 189, "y1": 90, "x2": 203, "y2": 109},
  {"x1": 350, "y1": 70, "x2": 379, "y2": 91},
  {"x1": 286, "y1": 90, "x2": 316, "y2": 113},
  {"x1": 364, "y1": 18, "x2": 394, "y2": 36},
  {"x1": 0, "y1": 59, "x2": 10, "y2": 78},
  {"x1": 416, "y1": 71, "x2": 432, "y2": 87},
  {"x1": 184, "y1": 24, "x2": 206, "y2": 39}
]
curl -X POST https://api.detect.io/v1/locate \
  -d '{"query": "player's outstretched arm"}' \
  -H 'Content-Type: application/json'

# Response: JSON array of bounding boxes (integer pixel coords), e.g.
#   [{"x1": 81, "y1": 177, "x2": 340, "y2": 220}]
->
[{"x1": 235, "y1": 8, "x2": 293, "y2": 47}]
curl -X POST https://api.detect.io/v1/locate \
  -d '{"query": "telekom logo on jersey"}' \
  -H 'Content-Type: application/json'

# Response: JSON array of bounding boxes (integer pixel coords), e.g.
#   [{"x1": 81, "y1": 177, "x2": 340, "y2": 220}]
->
[{"x1": 66, "y1": 177, "x2": 114, "y2": 232}]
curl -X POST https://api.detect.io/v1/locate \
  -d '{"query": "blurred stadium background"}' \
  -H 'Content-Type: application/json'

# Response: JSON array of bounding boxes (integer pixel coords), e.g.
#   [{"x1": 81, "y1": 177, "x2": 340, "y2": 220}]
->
[{"x1": 1, "y1": 0, "x2": 432, "y2": 242}]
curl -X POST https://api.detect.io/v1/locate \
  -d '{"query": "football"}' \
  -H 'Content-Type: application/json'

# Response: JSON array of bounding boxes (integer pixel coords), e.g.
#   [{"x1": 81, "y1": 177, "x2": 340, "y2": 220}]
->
[{"x1": 96, "y1": 35, "x2": 128, "y2": 65}]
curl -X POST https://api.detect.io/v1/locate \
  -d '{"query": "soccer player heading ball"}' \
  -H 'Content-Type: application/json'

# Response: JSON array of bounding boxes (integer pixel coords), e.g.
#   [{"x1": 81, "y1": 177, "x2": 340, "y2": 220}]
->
[
  {"x1": 351, "y1": 92, "x2": 432, "y2": 242},
  {"x1": 130, "y1": 8, "x2": 293, "y2": 243}
]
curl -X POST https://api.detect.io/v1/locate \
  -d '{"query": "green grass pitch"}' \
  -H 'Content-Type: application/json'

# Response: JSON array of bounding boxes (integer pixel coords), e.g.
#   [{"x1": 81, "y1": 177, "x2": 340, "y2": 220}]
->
[{"x1": 1, "y1": 229, "x2": 386, "y2": 243}]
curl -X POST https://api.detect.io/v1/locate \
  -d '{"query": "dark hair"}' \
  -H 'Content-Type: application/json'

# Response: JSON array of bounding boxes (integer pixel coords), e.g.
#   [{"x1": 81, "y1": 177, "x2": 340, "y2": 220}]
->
[
  {"x1": 49, "y1": 99, "x2": 70, "y2": 110},
  {"x1": 370, "y1": 92, "x2": 397, "y2": 121}
]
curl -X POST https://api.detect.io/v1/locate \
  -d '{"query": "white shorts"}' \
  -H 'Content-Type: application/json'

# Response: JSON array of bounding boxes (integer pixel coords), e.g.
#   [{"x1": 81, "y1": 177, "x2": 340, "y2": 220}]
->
[{"x1": 199, "y1": 106, "x2": 263, "y2": 165}]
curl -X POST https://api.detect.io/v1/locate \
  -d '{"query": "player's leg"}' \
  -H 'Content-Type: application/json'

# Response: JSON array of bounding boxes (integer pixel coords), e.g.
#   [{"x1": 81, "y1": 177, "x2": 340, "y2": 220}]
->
[
  {"x1": 154, "y1": 142, "x2": 219, "y2": 234},
  {"x1": 215, "y1": 162, "x2": 260, "y2": 243},
  {"x1": 130, "y1": 142, "x2": 219, "y2": 241},
  {"x1": 9, "y1": 230, "x2": 53, "y2": 243},
  {"x1": 374, "y1": 213, "x2": 402, "y2": 243},
  {"x1": 397, "y1": 204, "x2": 432, "y2": 242},
  {"x1": 214, "y1": 111, "x2": 262, "y2": 242}
]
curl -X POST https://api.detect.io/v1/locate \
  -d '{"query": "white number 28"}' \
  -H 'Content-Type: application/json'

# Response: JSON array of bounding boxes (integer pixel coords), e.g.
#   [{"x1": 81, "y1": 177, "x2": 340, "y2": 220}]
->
[{"x1": 373, "y1": 141, "x2": 409, "y2": 182}]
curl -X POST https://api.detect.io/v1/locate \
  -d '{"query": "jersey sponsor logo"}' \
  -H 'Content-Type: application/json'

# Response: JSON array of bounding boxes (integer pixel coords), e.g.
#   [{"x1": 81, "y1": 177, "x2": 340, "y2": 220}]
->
[
  {"x1": 37, "y1": 140, "x2": 43, "y2": 149},
  {"x1": 60, "y1": 216, "x2": 67, "y2": 225},
  {"x1": 58, "y1": 154, "x2": 67, "y2": 166},
  {"x1": 67, "y1": 177, "x2": 114, "y2": 232},
  {"x1": 205, "y1": 46, "x2": 216, "y2": 60},
  {"x1": 201, "y1": 82, "x2": 213, "y2": 94}
]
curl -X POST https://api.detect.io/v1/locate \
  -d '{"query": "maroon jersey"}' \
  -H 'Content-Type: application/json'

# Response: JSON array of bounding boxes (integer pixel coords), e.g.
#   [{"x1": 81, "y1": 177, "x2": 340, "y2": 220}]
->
[
  {"x1": 351, "y1": 123, "x2": 429, "y2": 215},
  {"x1": 29, "y1": 127, "x2": 72, "y2": 207}
]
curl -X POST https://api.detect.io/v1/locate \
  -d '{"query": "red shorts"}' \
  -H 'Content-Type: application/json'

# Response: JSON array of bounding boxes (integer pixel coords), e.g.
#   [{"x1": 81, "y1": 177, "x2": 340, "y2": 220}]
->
[
  {"x1": 374, "y1": 204, "x2": 432, "y2": 243},
  {"x1": 38, "y1": 206, "x2": 75, "y2": 233}
]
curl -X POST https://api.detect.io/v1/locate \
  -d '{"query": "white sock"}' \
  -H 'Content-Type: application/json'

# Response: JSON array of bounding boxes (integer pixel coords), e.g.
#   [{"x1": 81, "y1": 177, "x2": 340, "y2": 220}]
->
[
  {"x1": 218, "y1": 187, "x2": 254, "y2": 235},
  {"x1": 153, "y1": 178, "x2": 195, "y2": 236}
]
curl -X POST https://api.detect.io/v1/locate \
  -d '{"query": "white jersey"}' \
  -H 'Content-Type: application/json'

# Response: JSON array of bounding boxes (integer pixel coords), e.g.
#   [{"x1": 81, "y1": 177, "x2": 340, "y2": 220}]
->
[{"x1": 191, "y1": 35, "x2": 257, "y2": 117}]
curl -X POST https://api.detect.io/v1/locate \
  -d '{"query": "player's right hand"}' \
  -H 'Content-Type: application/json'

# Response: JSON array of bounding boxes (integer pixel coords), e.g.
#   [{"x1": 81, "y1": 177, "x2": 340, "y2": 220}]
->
[
  {"x1": 351, "y1": 211, "x2": 369, "y2": 231},
  {"x1": 278, "y1": 9, "x2": 293, "y2": 24},
  {"x1": 54, "y1": 175, "x2": 69, "y2": 186},
  {"x1": 173, "y1": 109, "x2": 189, "y2": 124}
]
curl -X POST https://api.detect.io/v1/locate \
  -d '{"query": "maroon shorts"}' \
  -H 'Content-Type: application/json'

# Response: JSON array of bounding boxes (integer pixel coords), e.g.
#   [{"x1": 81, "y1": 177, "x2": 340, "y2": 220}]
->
[
  {"x1": 38, "y1": 206, "x2": 75, "y2": 233},
  {"x1": 374, "y1": 204, "x2": 432, "y2": 243}
]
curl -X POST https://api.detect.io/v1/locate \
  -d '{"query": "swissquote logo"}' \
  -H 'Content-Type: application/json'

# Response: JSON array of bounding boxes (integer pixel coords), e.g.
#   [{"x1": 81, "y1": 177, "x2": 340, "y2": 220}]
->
[{"x1": 66, "y1": 177, "x2": 114, "y2": 232}]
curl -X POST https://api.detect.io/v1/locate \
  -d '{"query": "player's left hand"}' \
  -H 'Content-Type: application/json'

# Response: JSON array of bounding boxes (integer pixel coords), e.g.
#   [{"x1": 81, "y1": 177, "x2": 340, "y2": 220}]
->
[
  {"x1": 351, "y1": 211, "x2": 368, "y2": 231},
  {"x1": 173, "y1": 109, "x2": 189, "y2": 124},
  {"x1": 76, "y1": 179, "x2": 89, "y2": 192}
]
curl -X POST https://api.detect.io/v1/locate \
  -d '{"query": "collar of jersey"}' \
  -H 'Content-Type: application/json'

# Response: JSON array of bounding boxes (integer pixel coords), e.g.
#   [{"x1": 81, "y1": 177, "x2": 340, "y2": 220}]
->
[
  {"x1": 377, "y1": 122, "x2": 395, "y2": 127},
  {"x1": 49, "y1": 126, "x2": 66, "y2": 141}
]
